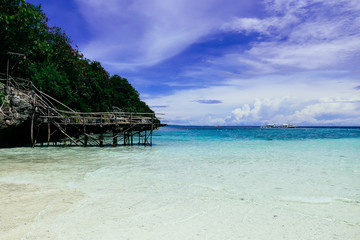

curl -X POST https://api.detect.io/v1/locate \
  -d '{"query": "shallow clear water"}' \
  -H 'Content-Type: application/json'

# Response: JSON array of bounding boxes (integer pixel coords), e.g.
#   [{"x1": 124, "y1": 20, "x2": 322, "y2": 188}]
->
[{"x1": 0, "y1": 126, "x2": 359, "y2": 239}]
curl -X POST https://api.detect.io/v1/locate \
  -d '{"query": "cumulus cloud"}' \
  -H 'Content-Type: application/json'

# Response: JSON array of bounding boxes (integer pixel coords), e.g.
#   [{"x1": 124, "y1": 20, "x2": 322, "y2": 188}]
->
[
  {"x1": 227, "y1": 97, "x2": 301, "y2": 124},
  {"x1": 288, "y1": 101, "x2": 359, "y2": 124},
  {"x1": 146, "y1": 72, "x2": 360, "y2": 125},
  {"x1": 226, "y1": 97, "x2": 360, "y2": 125}
]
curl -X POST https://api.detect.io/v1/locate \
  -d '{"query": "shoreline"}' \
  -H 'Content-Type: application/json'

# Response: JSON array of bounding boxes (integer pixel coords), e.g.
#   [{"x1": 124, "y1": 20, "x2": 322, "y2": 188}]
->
[{"x1": 1, "y1": 128, "x2": 359, "y2": 239}]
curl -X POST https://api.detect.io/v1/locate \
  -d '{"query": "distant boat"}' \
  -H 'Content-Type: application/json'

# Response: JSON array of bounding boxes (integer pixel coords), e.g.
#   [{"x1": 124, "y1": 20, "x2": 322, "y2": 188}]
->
[
  {"x1": 280, "y1": 124, "x2": 296, "y2": 128},
  {"x1": 261, "y1": 124, "x2": 296, "y2": 128},
  {"x1": 261, "y1": 124, "x2": 276, "y2": 128}
]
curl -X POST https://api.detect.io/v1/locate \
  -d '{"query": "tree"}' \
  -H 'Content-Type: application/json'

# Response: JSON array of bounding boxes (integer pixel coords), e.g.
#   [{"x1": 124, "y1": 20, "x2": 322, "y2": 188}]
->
[{"x1": 0, "y1": 0, "x2": 156, "y2": 116}]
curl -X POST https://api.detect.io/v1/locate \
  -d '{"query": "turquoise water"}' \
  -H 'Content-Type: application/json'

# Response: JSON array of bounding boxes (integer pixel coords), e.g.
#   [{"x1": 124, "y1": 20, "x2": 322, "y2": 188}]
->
[
  {"x1": 0, "y1": 126, "x2": 359, "y2": 239},
  {"x1": 154, "y1": 127, "x2": 360, "y2": 202}
]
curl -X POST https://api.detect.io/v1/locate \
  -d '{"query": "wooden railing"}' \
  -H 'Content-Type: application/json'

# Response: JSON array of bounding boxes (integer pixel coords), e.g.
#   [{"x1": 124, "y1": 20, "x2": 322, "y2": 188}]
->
[
  {"x1": 1, "y1": 73, "x2": 165, "y2": 147},
  {"x1": 0, "y1": 73, "x2": 163, "y2": 127},
  {"x1": 39, "y1": 110, "x2": 157, "y2": 126}
]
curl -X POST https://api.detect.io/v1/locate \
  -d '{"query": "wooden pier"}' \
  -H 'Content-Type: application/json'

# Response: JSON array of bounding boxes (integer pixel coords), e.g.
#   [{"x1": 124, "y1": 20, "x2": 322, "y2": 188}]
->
[
  {"x1": 1, "y1": 74, "x2": 165, "y2": 147},
  {"x1": 34, "y1": 110, "x2": 161, "y2": 147}
]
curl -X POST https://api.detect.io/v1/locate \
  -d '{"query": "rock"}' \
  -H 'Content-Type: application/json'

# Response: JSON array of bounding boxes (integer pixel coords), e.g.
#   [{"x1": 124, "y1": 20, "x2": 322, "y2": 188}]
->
[{"x1": 0, "y1": 86, "x2": 34, "y2": 129}]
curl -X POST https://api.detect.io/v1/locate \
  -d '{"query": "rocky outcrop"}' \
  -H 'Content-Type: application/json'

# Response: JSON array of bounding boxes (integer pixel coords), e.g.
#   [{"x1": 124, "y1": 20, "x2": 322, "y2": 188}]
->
[
  {"x1": 0, "y1": 84, "x2": 34, "y2": 147},
  {"x1": 0, "y1": 85, "x2": 33, "y2": 129}
]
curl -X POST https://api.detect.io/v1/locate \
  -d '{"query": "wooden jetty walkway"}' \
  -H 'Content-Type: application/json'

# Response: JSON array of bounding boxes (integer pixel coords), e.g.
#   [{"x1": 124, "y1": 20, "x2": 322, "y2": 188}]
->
[{"x1": 1, "y1": 74, "x2": 165, "y2": 147}]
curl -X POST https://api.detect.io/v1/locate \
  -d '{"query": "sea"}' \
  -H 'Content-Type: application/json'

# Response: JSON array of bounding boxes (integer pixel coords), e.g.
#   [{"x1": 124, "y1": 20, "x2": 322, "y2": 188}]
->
[{"x1": 0, "y1": 126, "x2": 359, "y2": 239}]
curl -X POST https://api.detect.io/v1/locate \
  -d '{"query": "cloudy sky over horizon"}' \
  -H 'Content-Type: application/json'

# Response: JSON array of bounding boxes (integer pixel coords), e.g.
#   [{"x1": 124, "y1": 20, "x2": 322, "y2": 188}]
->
[{"x1": 28, "y1": 0, "x2": 360, "y2": 125}]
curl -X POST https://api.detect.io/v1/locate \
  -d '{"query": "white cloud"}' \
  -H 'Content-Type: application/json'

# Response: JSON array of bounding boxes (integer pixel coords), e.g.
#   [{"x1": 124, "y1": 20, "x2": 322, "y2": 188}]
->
[
  {"x1": 148, "y1": 72, "x2": 360, "y2": 125},
  {"x1": 221, "y1": 13, "x2": 297, "y2": 38},
  {"x1": 288, "y1": 100, "x2": 360, "y2": 124},
  {"x1": 231, "y1": 104, "x2": 252, "y2": 121},
  {"x1": 74, "y1": 0, "x2": 261, "y2": 70},
  {"x1": 70, "y1": 0, "x2": 360, "y2": 125},
  {"x1": 227, "y1": 97, "x2": 299, "y2": 125},
  {"x1": 226, "y1": 97, "x2": 360, "y2": 126},
  {"x1": 247, "y1": 37, "x2": 360, "y2": 71},
  {"x1": 222, "y1": 17, "x2": 278, "y2": 35},
  {"x1": 221, "y1": 0, "x2": 360, "y2": 74}
]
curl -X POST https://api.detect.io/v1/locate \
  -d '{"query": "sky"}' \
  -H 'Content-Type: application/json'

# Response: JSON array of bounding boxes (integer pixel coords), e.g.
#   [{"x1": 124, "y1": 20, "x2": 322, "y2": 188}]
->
[{"x1": 28, "y1": 0, "x2": 360, "y2": 126}]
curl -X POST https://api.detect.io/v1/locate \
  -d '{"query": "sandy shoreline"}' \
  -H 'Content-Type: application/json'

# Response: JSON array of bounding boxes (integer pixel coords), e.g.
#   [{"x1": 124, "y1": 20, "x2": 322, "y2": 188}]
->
[
  {"x1": 0, "y1": 181, "x2": 83, "y2": 240},
  {"x1": 1, "y1": 179, "x2": 359, "y2": 240}
]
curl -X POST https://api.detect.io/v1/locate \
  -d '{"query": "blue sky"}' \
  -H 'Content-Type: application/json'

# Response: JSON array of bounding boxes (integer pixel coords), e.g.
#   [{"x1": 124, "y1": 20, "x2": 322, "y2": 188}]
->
[{"x1": 28, "y1": 0, "x2": 360, "y2": 126}]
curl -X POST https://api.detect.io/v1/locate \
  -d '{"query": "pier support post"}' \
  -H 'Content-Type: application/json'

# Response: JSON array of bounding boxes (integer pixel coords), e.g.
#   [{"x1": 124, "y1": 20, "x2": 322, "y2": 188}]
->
[
  {"x1": 30, "y1": 93, "x2": 37, "y2": 148},
  {"x1": 83, "y1": 125, "x2": 88, "y2": 147},
  {"x1": 100, "y1": 114, "x2": 104, "y2": 147},
  {"x1": 130, "y1": 113, "x2": 133, "y2": 145},
  {"x1": 40, "y1": 125, "x2": 44, "y2": 147},
  {"x1": 47, "y1": 115, "x2": 50, "y2": 147},
  {"x1": 150, "y1": 115, "x2": 154, "y2": 146},
  {"x1": 30, "y1": 113, "x2": 34, "y2": 147},
  {"x1": 113, "y1": 130, "x2": 118, "y2": 146},
  {"x1": 100, "y1": 130, "x2": 104, "y2": 147},
  {"x1": 144, "y1": 131, "x2": 147, "y2": 146}
]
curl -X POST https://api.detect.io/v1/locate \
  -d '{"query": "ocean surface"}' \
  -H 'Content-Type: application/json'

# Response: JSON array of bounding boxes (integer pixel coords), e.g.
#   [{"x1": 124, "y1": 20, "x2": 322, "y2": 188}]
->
[{"x1": 0, "y1": 126, "x2": 359, "y2": 239}]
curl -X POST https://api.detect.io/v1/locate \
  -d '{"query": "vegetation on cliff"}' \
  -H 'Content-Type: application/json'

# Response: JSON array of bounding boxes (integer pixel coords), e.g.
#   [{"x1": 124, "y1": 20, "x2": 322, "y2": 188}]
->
[{"x1": 0, "y1": 0, "x2": 154, "y2": 114}]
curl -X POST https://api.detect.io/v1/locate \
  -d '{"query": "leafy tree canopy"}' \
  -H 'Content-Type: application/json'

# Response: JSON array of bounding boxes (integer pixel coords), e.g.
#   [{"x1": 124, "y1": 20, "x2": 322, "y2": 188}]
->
[{"x1": 0, "y1": 0, "x2": 155, "y2": 115}]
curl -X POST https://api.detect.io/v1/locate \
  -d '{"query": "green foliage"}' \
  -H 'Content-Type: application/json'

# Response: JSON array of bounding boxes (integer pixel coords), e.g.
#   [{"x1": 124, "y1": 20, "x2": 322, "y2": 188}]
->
[
  {"x1": 0, "y1": 0, "x2": 156, "y2": 117},
  {"x1": 0, "y1": 0, "x2": 49, "y2": 76},
  {"x1": 29, "y1": 61, "x2": 73, "y2": 105},
  {"x1": 0, "y1": 87, "x2": 4, "y2": 105},
  {"x1": 110, "y1": 75, "x2": 154, "y2": 113}
]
